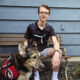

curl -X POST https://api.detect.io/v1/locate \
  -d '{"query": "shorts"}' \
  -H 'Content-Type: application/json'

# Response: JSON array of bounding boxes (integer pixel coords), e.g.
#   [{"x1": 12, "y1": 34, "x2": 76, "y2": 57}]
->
[{"x1": 40, "y1": 48, "x2": 50, "y2": 57}]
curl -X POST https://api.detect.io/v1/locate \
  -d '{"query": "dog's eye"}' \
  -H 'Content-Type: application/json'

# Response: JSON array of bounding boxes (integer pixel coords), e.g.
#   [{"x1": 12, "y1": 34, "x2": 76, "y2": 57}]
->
[{"x1": 33, "y1": 56, "x2": 36, "y2": 59}]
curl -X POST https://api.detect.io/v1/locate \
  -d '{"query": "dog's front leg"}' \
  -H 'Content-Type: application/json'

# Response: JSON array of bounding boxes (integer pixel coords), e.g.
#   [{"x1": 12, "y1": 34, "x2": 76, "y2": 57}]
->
[
  {"x1": 17, "y1": 71, "x2": 32, "y2": 80},
  {"x1": 24, "y1": 71, "x2": 32, "y2": 80},
  {"x1": 17, "y1": 74, "x2": 25, "y2": 80}
]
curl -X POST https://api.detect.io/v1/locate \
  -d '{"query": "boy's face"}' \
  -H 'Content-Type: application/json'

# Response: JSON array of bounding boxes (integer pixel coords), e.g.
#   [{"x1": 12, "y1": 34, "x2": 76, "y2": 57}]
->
[{"x1": 38, "y1": 7, "x2": 50, "y2": 22}]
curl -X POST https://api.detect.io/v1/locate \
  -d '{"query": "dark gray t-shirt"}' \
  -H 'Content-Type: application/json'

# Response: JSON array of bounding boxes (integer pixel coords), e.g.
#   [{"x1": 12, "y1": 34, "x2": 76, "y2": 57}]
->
[{"x1": 24, "y1": 21, "x2": 55, "y2": 51}]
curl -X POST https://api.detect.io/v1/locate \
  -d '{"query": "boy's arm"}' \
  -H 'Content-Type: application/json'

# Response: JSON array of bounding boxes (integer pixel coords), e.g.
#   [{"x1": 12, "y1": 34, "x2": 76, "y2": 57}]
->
[
  {"x1": 52, "y1": 36, "x2": 60, "y2": 52},
  {"x1": 51, "y1": 36, "x2": 62, "y2": 70},
  {"x1": 24, "y1": 39, "x2": 28, "y2": 47}
]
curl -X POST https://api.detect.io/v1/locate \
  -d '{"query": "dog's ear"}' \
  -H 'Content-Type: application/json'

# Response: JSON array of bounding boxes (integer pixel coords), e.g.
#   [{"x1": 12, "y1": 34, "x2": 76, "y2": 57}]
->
[
  {"x1": 18, "y1": 43, "x2": 26, "y2": 57},
  {"x1": 29, "y1": 40, "x2": 37, "y2": 47},
  {"x1": 33, "y1": 41, "x2": 37, "y2": 47},
  {"x1": 30, "y1": 41, "x2": 38, "y2": 49}
]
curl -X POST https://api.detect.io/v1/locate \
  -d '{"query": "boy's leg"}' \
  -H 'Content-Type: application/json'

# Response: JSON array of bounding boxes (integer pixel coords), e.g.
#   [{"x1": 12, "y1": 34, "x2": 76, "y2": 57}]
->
[
  {"x1": 34, "y1": 48, "x2": 62, "y2": 80},
  {"x1": 34, "y1": 48, "x2": 50, "y2": 80},
  {"x1": 48, "y1": 48, "x2": 62, "y2": 80}
]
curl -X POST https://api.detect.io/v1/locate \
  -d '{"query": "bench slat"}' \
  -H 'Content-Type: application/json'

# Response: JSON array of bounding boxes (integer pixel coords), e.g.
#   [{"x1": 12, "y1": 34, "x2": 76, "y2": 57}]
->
[
  {"x1": 0, "y1": 34, "x2": 24, "y2": 38},
  {"x1": 0, "y1": 34, "x2": 62, "y2": 46},
  {"x1": 0, "y1": 42, "x2": 19, "y2": 46},
  {"x1": 0, "y1": 38, "x2": 24, "y2": 42}
]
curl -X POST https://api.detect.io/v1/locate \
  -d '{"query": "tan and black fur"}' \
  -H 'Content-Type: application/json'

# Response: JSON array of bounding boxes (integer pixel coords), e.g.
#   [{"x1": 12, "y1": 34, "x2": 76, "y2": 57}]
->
[{"x1": 0, "y1": 43, "x2": 44, "y2": 80}]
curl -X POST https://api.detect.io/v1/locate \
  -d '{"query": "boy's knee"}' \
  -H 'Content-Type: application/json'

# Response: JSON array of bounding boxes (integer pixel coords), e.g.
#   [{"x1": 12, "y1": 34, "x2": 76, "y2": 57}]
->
[{"x1": 52, "y1": 64, "x2": 60, "y2": 72}]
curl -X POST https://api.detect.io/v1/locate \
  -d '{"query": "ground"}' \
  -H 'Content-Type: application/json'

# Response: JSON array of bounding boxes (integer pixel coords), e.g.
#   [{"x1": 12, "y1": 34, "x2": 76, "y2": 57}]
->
[
  {"x1": 38, "y1": 61, "x2": 80, "y2": 80},
  {"x1": 0, "y1": 58, "x2": 80, "y2": 80}
]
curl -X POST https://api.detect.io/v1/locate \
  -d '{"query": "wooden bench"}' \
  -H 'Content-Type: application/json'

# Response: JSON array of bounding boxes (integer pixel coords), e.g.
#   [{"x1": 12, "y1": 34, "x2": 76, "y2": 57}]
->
[
  {"x1": 0, "y1": 34, "x2": 66, "y2": 56},
  {"x1": 0, "y1": 34, "x2": 70, "y2": 80}
]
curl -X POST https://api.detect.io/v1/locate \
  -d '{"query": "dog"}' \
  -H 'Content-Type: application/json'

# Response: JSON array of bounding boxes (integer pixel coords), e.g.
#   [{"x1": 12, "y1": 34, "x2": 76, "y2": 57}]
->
[{"x1": 0, "y1": 43, "x2": 44, "y2": 80}]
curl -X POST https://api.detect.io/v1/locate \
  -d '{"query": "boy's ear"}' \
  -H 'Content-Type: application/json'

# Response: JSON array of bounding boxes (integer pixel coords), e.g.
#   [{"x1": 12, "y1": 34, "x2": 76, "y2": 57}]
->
[{"x1": 18, "y1": 43, "x2": 26, "y2": 57}]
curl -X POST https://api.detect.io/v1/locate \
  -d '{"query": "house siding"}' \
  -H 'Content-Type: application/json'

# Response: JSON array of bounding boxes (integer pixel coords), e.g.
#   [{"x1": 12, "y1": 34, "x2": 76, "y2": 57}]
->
[{"x1": 0, "y1": 0, "x2": 80, "y2": 56}]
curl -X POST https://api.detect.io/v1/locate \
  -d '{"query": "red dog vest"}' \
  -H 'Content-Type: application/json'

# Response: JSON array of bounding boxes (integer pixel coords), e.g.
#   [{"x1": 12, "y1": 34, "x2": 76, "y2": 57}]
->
[{"x1": 1, "y1": 58, "x2": 19, "y2": 79}]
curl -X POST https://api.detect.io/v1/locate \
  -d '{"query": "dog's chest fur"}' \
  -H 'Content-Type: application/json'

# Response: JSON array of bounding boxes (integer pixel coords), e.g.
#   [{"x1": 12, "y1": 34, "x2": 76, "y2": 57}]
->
[{"x1": 17, "y1": 71, "x2": 32, "y2": 80}]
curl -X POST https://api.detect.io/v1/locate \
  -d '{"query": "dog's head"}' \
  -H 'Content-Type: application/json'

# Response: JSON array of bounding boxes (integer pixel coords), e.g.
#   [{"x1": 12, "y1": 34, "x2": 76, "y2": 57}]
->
[{"x1": 18, "y1": 43, "x2": 44, "y2": 71}]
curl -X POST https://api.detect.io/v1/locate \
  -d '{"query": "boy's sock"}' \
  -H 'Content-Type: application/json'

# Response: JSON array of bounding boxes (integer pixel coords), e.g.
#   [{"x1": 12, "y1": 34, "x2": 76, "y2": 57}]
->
[
  {"x1": 51, "y1": 71, "x2": 58, "y2": 80},
  {"x1": 34, "y1": 71, "x2": 40, "y2": 80}
]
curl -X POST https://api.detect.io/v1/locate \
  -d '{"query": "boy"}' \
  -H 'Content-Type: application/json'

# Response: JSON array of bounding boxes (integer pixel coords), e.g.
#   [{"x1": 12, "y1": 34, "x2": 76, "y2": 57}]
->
[{"x1": 24, "y1": 5, "x2": 62, "y2": 80}]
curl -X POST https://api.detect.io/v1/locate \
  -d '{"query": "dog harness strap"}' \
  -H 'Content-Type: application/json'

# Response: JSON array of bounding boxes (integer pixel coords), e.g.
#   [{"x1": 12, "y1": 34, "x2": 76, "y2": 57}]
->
[{"x1": 1, "y1": 63, "x2": 11, "y2": 69}]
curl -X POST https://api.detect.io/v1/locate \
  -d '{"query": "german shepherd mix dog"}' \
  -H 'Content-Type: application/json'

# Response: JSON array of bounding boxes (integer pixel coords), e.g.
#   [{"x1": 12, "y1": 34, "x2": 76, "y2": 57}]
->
[{"x1": 0, "y1": 43, "x2": 44, "y2": 80}]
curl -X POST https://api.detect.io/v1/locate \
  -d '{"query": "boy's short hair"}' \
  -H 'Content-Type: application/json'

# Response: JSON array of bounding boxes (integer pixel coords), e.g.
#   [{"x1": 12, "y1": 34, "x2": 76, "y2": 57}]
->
[{"x1": 38, "y1": 5, "x2": 50, "y2": 14}]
